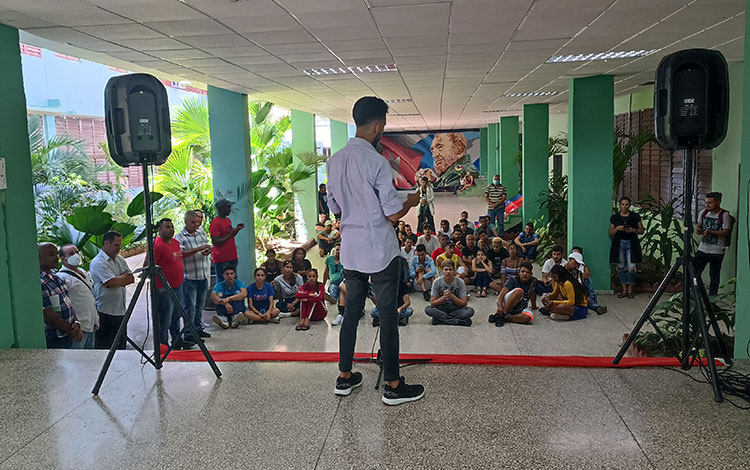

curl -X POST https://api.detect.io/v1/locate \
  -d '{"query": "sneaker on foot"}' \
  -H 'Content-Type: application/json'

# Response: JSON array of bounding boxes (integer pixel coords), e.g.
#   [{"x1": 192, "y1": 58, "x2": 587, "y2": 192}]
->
[
  {"x1": 372, "y1": 318, "x2": 380, "y2": 327},
  {"x1": 213, "y1": 315, "x2": 229, "y2": 329},
  {"x1": 332, "y1": 314, "x2": 344, "y2": 326},
  {"x1": 431, "y1": 318, "x2": 441, "y2": 325},
  {"x1": 550, "y1": 313, "x2": 568, "y2": 321},
  {"x1": 398, "y1": 317, "x2": 408, "y2": 326},
  {"x1": 495, "y1": 315, "x2": 506, "y2": 327},
  {"x1": 382, "y1": 376, "x2": 425, "y2": 406},
  {"x1": 278, "y1": 311, "x2": 292, "y2": 319},
  {"x1": 230, "y1": 315, "x2": 245, "y2": 328},
  {"x1": 270, "y1": 316, "x2": 280, "y2": 324},
  {"x1": 198, "y1": 330, "x2": 211, "y2": 338},
  {"x1": 596, "y1": 305, "x2": 608, "y2": 315},
  {"x1": 334, "y1": 371, "x2": 363, "y2": 396},
  {"x1": 423, "y1": 291, "x2": 431, "y2": 302},
  {"x1": 458, "y1": 318, "x2": 472, "y2": 327},
  {"x1": 488, "y1": 314, "x2": 497, "y2": 323},
  {"x1": 539, "y1": 307, "x2": 551, "y2": 316}
]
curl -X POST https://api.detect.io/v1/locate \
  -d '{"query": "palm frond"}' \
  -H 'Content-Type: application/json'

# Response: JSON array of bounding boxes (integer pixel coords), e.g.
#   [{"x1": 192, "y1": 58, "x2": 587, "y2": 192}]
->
[{"x1": 172, "y1": 97, "x2": 210, "y2": 150}]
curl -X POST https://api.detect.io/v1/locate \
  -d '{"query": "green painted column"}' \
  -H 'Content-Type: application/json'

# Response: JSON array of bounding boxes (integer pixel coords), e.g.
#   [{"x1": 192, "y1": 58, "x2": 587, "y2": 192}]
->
[
  {"x1": 330, "y1": 119, "x2": 348, "y2": 154},
  {"x1": 523, "y1": 104, "x2": 550, "y2": 223},
  {"x1": 0, "y1": 25, "x2": 45, "y2": 348},
  {"x1": 207, "y1": 85, "x2": 255, "y2": 284},
  {"x1": 499, "y1": 116, "x2": 520, "y2": 196},
  {"x1": 487, "y1": 122, "x2": 499, "y2": 180},
  {"x1": 567, "y1": 75, "x2": 614, "y2": 291},
  {"x1": 291, "y1": 109, "x2": 317, "y2": 239},
  {"x1": 734, "y1": 0, "x2": 750, "y2": 359},
  {"x1": 479, "y1": 127, "x2": 488, "y2": 177}
]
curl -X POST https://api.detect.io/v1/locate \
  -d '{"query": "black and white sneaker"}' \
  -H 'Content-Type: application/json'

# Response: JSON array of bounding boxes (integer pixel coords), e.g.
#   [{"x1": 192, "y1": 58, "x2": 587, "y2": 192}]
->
[
  {"x1": 382, "y1": 376, "x2": 425, "y2": 406},
  {"x1": 334, "y1": 372, "x2": 363, "y2": 396},
  {"x1": 596, "y1": 305, "x2": 608, "y2": 315}
]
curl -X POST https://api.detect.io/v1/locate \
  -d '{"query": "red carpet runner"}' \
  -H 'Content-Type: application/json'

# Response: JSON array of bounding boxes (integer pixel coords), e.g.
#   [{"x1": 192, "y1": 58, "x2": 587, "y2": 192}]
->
[{"x1": 163, "y1": 348, "x2": 718, "y2": 368}]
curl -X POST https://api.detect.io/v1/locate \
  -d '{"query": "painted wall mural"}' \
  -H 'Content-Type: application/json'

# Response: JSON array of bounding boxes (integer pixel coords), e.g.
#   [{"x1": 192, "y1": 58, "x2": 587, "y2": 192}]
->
[{"x1": 380, "y1": 130, "x2": 481, "y2": 190}]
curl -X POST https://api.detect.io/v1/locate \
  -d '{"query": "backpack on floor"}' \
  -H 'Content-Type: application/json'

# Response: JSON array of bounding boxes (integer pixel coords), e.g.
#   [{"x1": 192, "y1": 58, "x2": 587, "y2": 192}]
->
[{"x1": 700, "y1": 209, "x2": 736, "y2": 247}]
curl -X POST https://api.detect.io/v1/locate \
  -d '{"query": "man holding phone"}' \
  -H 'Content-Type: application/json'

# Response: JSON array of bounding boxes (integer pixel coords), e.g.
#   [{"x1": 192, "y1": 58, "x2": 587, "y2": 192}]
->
[
  {"x1": 210, "y1": 199, "x2": 245, "y2": 280},
  {"x1": 176, "y1": 210, "x2": 213, "y2": 341},
  {"x1": 327, "y1": 96, "x2": 425, "y2": 406}
]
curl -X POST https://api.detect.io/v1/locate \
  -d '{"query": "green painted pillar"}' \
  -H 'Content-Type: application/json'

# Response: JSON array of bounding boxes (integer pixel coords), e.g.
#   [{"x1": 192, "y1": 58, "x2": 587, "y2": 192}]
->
[
  {"x1": 499, "y1": 116, "x2": 520, "y2": 196},
  {"x1": 487, "y1": 122, "x2": 499, "y2": 180},
  {"x1": 0, "y1": 25, "x2": 45, "y2": 348},
  {"x1": 291, "y1": 109, "x2": 317, "y2": 239},
  {"x1": 523, "y1": 104, "x2": 549, "y2": 223},
  {"x1": 479, "y1": 127, "x2": 488, "y2": 177},
  {"x1": 207, "y1": 85, "x2": 255, "y2": 284},
  {"x1": 330, "y1": 119, "x2": 348, "y2": 154},
  {"x1": 567, "y1": 75, "x2": 614, "y2": 290},
  {"x1": 734, "y1": 0, "x2": 750, "y2": 359}
]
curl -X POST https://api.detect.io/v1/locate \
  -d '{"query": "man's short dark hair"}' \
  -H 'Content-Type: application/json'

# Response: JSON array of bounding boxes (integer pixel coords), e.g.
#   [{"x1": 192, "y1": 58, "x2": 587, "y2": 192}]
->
[
  {"x1": 459, "y1": 219, "x2": 468, "y2": 225},
  {"x1": 526, "y1": 222, "x2": 534, "y2": 229},
  {"x1": 58, "y1": 244, "x2": 75, "y2": 258},
  {"x1": 319, "y1": 183, "x2": 326, "y2": 189},
  {"x1": 520, "y1": 261, "x2": 534, "y2": 272},
  {"x1": 156, "y1": 218, "x2": 172, "y2": 229},
  {"x1": 352, "y1": 96, "x2": 388, "y2": 127},
  {"x1": 572, "y1": 245, "x2": 583, "y2": 254},
  {"x1": 552, "y1": 245, "x2": 563, "y2": 254},
  {"x1": 103, "y1": 230, "x2": 122, "y2": 244},
  {"x1": 415, "y1": 244, "x2": 426, "y2": 253},
  {"x1": 422, "y1": 223, "x2": 434, "y2": 232},
  {"x1": 706, "y1": 191, "x2": 722, "y2": 200},
  {"x1": 223, "y1": 266, "x2": 236, "y2": 275},
  {"x1": 619, "y1": 196, "x2": 631, "y2": 204}
]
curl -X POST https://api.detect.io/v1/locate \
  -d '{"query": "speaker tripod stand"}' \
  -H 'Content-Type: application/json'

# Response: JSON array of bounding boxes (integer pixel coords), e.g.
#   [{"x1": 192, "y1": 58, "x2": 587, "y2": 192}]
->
[
  {"x1": 613, "y1": 146, "x2": 732, "y2": 402},
  {"x1": 92, "y1": 156, "x2": 221, "y2": 395}
]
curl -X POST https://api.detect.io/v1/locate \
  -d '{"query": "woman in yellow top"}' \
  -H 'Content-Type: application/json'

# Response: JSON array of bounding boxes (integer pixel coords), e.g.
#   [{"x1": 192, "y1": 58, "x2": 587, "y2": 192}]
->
[{"x1": 541, "y1": 265, "x2": 589, "y2": 321}]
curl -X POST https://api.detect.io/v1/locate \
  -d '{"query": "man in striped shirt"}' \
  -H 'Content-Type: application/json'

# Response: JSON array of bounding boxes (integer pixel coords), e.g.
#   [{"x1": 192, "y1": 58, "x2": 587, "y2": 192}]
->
[
  {"x1": 175, "y1": 210, "x2": 212, "y2": 341},
  {"x1": 485, "y1": 175, "x2": 507, "y2": 237}
]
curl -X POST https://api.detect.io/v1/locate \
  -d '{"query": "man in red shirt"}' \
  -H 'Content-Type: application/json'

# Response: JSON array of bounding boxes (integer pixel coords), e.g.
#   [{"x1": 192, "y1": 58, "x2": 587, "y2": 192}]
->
[
  {"x1": 150, "y1": 218, "x2": 193, "y2": 350},
  {"x1": 210, "y1": 199, "x2": 245, "y2": 280}
]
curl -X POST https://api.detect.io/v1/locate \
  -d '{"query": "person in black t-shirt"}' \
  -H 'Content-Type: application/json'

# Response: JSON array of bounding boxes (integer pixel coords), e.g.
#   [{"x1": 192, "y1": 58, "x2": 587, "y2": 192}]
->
[
  {"x1": 486, "y1": 237, "x2": 509, "y2": 280},
  {"x1": 609, "y1": 196, "x2": 644, "y2": 299},
  {"x1": 318, "y1": 183, "x2": 330, "y2": 222}
]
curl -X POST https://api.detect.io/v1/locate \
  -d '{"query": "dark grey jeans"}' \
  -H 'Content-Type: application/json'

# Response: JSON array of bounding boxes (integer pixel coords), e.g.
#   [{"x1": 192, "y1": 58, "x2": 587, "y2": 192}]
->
[
  {"x1": 339, "y1": 256, "x2": 401, "y2": 382},
  {"x1": 425, "y1": 305, "x2": 475, "y2": 325}
]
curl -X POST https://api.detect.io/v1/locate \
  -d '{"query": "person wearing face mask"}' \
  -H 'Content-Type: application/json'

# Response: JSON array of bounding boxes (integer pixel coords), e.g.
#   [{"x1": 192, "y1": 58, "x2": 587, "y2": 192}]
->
[
  {"x1": 485, "y1": 174, "x2": 507, "y2": 238},
  {"x1": 57, "y1": 244, "x2": 99, "y2": 349}
]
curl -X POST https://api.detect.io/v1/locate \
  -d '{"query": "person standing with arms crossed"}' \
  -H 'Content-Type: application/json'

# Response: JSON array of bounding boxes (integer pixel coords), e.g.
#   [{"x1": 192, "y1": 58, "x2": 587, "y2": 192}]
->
[
  {"x1": 485, "y1": 175, "x2": 507, "y2": 237},
  {"x1": 327, "y1": 96, "x2": 424, "y2": 405}
]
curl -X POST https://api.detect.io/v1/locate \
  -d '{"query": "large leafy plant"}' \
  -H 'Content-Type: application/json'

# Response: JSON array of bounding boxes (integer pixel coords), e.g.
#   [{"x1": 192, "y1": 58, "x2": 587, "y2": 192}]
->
[
  {"x1": 636, "y1": 194, "x2": 693, "y2": 270},
  {"x1": 613, "y1": 128, "x2": 654, "y2": 197},
  {"x1": 537, "y1": 170, "x2": 568, "y2": 239}
]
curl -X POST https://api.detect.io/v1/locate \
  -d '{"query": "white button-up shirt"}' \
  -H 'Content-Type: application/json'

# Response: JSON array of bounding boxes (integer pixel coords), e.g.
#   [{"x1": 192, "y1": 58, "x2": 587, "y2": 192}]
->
[{"x1": 327, "y1": 137, "x2": 402, "y2": 273}]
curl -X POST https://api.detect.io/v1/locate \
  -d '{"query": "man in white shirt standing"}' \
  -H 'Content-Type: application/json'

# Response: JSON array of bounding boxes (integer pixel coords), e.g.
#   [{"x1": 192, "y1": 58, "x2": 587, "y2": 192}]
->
[
  {"x1": 58, "y1": 244, "x2": 98, "y2": 349},
  {"x1": 327, "y1": 96, "x2": 424, "y2": 406}
]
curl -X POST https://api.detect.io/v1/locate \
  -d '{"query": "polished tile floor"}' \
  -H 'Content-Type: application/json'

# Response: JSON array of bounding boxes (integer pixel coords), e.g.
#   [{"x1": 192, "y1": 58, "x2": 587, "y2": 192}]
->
[{"x1": 0, "y1": 350, "x2": 748, "y2": 469}]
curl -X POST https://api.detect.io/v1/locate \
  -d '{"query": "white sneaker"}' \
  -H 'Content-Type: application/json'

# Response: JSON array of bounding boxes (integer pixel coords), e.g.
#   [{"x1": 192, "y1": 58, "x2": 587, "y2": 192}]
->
[
  {"x1": 212, "y1": 315, "x2": 229, "y2": 329},
  {"x1": 278, "y1": 312, "x2": 291, "y2": 319},
  {"x1": 332, "y1": 314, "x2": 344, "y2": 326},
  {"x1": 270, "y1": 316, "x2": 281, "y2": 324},
  {"x1": 231, "y1": 315, "x2": 247, "y2": 328},
  {"x1": 550, "y1": 313, "x2": 568, "y2": 321}
]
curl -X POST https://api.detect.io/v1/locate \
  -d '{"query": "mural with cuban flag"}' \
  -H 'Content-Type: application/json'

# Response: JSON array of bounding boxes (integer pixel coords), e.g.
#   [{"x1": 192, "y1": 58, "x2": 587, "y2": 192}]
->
[{"x1": 380, "y1": 131, "x2": 481, "y2": 190}]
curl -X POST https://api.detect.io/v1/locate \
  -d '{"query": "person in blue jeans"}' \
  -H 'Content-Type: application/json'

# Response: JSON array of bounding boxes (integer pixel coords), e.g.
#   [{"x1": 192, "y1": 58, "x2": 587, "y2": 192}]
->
[
  {"x1": 175, "y1": 210, "x2": 213, "y2": 341},
  {"x1": 211, "y1": 267, "x2": 248, "y2": 329},
  {"x1": 514, "y1": 222, "x2": 539, "y2": 260},
  {"x1": 609, "y1": 196, "x2": 644, "y2": 299},
  {"x1": 485, "y1": 175, "x2": 507, "y2": 237}
]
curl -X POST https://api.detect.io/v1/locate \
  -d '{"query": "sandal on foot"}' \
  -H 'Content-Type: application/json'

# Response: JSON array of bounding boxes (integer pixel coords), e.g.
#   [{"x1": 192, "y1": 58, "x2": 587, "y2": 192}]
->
[
  {"x1": 617, "y1": 293, "x2": 627, "y2": 298},
  {"x1": 295, "y1": 324, "x2": 305, "y2": 331}
]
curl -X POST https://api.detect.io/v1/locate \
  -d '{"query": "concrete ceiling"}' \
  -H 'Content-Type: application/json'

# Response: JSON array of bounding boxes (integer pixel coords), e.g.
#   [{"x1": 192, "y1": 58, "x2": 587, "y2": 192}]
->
[{"x1": 0, "y1": 0, "x2": 745, "y2": 130}]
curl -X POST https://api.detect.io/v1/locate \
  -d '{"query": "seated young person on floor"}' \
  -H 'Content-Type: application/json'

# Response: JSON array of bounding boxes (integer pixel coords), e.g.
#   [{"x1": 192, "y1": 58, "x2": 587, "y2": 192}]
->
[
  {"x1": 317, "y1": 220, "x2": 340, "y2": 257},
  {"x1": 514, "y1": 223, "x2": 540, "y2": 260},
  {"x1": 432, "y1": 234, "x2": 463, "y2": 262},
  {"x1": 451, "y1": 228, "x2": 466, "y2": 252},
  {"x1": 211, "y1": 267, "x2": 248, "y2": 329},
  {"x1": 372, "y1": 259, "x2": 413, "y2": 327},
  {"x1": 489, "y1": 262, "x2": 543, "y2": 327},
  {"x1": 410, "y1": 244, "x2": 438, "y2": 301},
  {"x1": 403, "y1": 224, "x2": 418, "y2": 244},
  {"x1": 400, "y1": 237, "x2": 416, "y2": 263},
  {"x1": 397, "y1": 231, "x2": 406, "y2": 247},
  {"x1": 541, "y1": 265, "x2": 589, "y2": 321},
  {"x1": 567, "y1": 248, "x2": 607, "y2": 315},
  {"x1": 323, "y1": 246, "x2": 344, "y2": 304},
  {"x1": 486, "y1": 237, "x2": 510, "y2": 283},
  {"x1": 436, "y1": 241, "x2": 469, "y2": 282},
  {"x1": 477, "y1": 230, "x2": 493, "y2": 254},
  {"x1": 500, "y1": 242, "x2": 522, "y2": 285},
  {"x1": 417, "y1": 224, "x2": 441, "y2": 255},
  {"x1": 291, "y1": 247, "x2": 312, "y2": 277},
  {"x1": 273, "y1": 260, "x2": 303, "y2": 318},
  {"x1": 475, "y1": 216, "x2": 493, "y2": 239},
  {"x1": 247, "y1": 267, "x2": 281, "y2": 323},
  {"x1": 260, "y1": 248, "x2": 282, "y2": 282},
  {"x1": 439, "y1": 219, "x2": 452, "y2": 238},
  {"x1": 425, "y1": 260, "x2": 475, "y2": 326},
  {"x1": 453, "y1": 212, "x2": 469, "y2": 232},
  {"x1": 472, "y1": 249, "x2": 494, "y2": 297},
  {"x1": 458, "y1": 218, "x2": 474, "y2": 243},
  {"x1": 540, "y1": 245, "x2": 564, "y2": 292},
  {"x1": 295, "y1": 268, "x2": 328, "y2": 331},
  {"x1": 397, "y1": 220, "x2": 406, "y2": 237}
]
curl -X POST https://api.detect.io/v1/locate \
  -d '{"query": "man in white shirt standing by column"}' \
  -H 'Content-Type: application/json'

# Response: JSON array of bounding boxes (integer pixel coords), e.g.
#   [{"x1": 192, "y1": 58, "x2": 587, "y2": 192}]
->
[
  {"x1": 327, "y1": 96, "x2": 425, "y2": 405},
  {"x1": 58, "y1": 244, "x2": 98, "y2": 349}
]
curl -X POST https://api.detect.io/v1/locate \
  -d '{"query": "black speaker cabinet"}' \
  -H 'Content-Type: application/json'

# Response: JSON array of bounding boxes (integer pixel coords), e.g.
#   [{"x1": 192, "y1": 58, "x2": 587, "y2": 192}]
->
[
  {"x1": 104, "y1": 73, "x2": 172, "y2": 167},
  {"x1": 654, "y1": 49, "x2": 729, "y2": 150}
]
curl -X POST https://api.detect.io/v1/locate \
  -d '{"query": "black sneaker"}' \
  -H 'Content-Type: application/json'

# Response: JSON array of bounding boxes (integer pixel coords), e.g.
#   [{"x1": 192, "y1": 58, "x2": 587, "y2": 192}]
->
[
  {"x1": 173, "y1": 339, "x2": 196, "y2": 350},
  {"x1": 198, "y1": 330, "x2": 211, "y2": 338},
  {"x1": 539, "y1": 307, "x2": 551, "y2": 316},
  {"x1": 423, "y1": 291, "x2": 431, "y2": 301},
  {"x1": 495, "y1": 315, "x2": 506, "y2": 327},
  {"x1": 382, "y1": 376, "x2": 425, "y2": 406},
  {"x1": 372, "y1": 318, "x2": 380, "y2": 327},
  {"x1": 334, "y1": 371, "x2": 363, "y2": 396},
  {"x1": 488, "y1": 314, "x2": 497, "y2": 323},
  {"x1": 596, "y1": 305, "x2": 607, "y2": 315},
  {"x1": 431, "y1": 318, "x2": 441, "y2": 325},
  {"x1": 398, "y1": 317, "x2": 408, "y2": 326},
  {"x1": 457, "y1": 318, "x2": 472, "y2": 327}
]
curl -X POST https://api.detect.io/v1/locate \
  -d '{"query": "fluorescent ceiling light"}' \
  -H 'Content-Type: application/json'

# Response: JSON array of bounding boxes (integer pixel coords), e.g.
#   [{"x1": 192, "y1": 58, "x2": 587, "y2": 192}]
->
[
  {"x1": 547, "y1": 50, "x2": 658, "y2": 63},
  {"x1": 303, "y1": 64, "x2": 398, "y2": 76},
  {"x1": 500, "y1": 91, "x2": 558, "y2": 98},
  {"x1": 384, "y1": 98, "x2": 412, "y2": 103}
]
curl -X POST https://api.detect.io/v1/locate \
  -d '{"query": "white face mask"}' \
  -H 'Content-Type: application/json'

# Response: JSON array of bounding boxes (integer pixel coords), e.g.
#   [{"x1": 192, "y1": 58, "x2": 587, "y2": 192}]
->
[{"x1": 66, "y1": 253, "x2": 82, "y2": 267}]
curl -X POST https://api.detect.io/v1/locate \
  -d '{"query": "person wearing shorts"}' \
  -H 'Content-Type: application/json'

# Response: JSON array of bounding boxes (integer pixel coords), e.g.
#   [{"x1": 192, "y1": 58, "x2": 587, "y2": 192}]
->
[{"x1": 488, "y1": 262, "x2": 542, "y2": 326}]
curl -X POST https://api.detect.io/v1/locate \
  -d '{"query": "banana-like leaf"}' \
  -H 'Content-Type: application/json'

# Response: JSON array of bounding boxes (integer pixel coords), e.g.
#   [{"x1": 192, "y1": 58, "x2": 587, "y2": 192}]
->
[
  {"x1": 127, "y1": 190, "x2": 165, "y2": 217},
  {"x1": 67, "y1": 206, "x2": 115, "y2": 236}
]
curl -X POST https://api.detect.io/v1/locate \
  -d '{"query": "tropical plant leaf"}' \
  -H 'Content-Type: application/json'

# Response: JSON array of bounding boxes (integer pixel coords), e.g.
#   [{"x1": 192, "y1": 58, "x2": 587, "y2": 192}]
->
[
  {"x1": 172, "y1": 96, "x2": 210, "y2": 150},
  {"x1": 127, "y1": 190, "x2": 165, "y2": 217},
  {"x1": 67, "y1": 206, "x2": 115, "y2": 236}
]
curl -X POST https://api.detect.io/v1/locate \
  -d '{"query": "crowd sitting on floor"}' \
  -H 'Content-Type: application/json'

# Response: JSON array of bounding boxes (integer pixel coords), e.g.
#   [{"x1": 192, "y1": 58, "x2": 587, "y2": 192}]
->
[{"x1": 38, "y1": 176, "x2": 734, "y2": 349}]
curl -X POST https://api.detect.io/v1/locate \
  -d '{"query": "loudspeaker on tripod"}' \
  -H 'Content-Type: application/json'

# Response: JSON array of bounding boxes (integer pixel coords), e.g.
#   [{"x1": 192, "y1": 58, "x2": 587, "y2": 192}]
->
[
  {"x1": 654, "y1": 48, "x2": 729, "y2": 150},
  {"x1": 104, "y1": 73, "x2": 172, "y2": 167}
]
